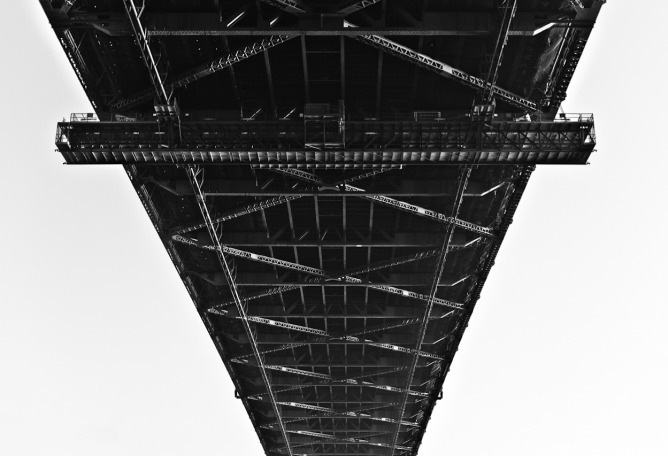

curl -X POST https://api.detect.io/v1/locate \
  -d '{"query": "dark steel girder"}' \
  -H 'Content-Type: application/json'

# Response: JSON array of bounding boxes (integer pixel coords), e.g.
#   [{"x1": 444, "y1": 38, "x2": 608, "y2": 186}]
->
[
  {"x1": 348, "y1": 23, "x2": 538, "y2": 112},
  {"x1": 111, "y1": 35, "x2": 296, "y2": 111},
  {"x1": 482, "y1": 0, "x2": 518, "y2": 103},
  {"x1": 121, "y1": 0, "x2": 171, "y2": 106},
  {"x1": 261, "y1": 402, "x2": 419, "y2": 430},
  {"x1": 269, "y1": 168, "x2": 494, "y2": 238},
  {"x1": 219, "y1": 310, "x2": 448, "y2": 361},
  {"x1": 185, "y1": 165, "x2": 294, "y2": 456},
  {"x1": 236, "y1": 362, "x2": 428, "y2": 398},
  {"x1": 56, "y1": 118, "x2": 596, "y2": 166},
  {"x1": 390, "y1": 166, "x2": 471, "y2": 455},
  {"x1": 188, "y1": 241, "x2": 464, "y2": 310},
  {"x1": 171, "y1": 166, "x2": 383, "y2": 235},
  {"x1": 338, "y1": 0, "x2": 383, "y2": 15},
  {"x1": 54, "y1": 11, "x2": 568, "y2": 36},
  {"x1": 260, "y1": 0, "x2": 306, "y2": 15}
]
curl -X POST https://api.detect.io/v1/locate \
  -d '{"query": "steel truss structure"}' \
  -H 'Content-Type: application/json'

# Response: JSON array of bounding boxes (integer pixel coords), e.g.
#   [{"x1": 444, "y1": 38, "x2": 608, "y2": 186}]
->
[
  {"x1": 56, "y1": 116, "x2": 595, "y2": 166},
  {"x1": 41, "y1": 0, "x2": 604, "y2": 455}
]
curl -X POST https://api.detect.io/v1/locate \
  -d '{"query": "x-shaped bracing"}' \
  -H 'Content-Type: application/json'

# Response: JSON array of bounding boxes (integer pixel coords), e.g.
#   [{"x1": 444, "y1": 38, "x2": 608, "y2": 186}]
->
[
  {"x1": 216, "y1": 308, "x2": 453, "y2": 361},
  {"x1": 261, "y1": 402, "x2": 419, "y2": 431},
  {"x1": 171, "y1": 168, "x2": 494, "y2": 239},
  {"x1": 173, "y1": 237, "x2": 464, "y2": 311}
]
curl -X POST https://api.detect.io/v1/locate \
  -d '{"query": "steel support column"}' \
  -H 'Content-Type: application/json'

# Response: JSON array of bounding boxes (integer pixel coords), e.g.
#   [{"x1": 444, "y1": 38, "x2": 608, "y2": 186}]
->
[{"x1": 121, "y1": 0, "x2": 171, "y2": 105}]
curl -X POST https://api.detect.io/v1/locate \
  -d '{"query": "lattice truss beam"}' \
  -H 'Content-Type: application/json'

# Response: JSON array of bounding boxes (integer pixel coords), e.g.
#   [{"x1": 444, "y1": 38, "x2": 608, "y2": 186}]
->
[
  {"x1": 56, "y1": 117, "x2": 596, "y2": 166},
  {"x1": 46, "y1": 0, "x2": 599, "y2": 115},
  {"x1": 120, "y1": 162, "x2": 534, "y2": 455}
]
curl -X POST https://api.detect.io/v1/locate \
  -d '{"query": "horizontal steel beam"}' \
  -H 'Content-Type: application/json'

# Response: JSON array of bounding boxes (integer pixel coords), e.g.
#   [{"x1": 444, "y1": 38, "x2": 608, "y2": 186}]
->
[
  {"x1": 54, "y1": 12, "x2": 568, "y2": 36},
  {"x1": 56, "y1": 118, "x2": 597, "y2": 166},
  {"x1": 163, "y1": 229, "x2": 470, "y2": 248}
]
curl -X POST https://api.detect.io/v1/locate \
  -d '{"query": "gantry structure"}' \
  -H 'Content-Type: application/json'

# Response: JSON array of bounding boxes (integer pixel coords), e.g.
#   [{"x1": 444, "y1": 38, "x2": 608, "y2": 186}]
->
[{"x1": 41, "y1": 0, "x2": 604, "y2": 454}]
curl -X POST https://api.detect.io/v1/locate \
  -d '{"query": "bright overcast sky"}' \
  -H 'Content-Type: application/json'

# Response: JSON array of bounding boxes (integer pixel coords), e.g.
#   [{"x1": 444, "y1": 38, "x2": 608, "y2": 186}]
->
[{"x1": 1, "y1": 2, "x2": 667, "y2": 455}]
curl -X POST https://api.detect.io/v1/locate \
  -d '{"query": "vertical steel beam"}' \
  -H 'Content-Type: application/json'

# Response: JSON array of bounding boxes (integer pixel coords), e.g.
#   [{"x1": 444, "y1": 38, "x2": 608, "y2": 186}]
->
[
  {"x1": 185, "y1": 165, "x2": 293, "y2": 456},
  {"x1": 121, "y1": 0, "x2": 170, "y2": 105},
  {"x1": 482, "y1": 0, "x2": 517, "y2": 102}
]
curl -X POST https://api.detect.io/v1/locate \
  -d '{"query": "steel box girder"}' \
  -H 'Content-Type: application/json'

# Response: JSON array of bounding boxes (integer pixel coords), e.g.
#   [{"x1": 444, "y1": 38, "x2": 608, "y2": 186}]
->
[{"x1": 56, "y1": 118, "x2": 596, "y2": 166}]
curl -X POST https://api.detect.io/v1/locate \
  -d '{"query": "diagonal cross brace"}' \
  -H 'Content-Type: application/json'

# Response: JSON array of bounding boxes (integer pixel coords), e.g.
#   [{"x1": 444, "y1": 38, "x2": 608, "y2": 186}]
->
[
  {"x1": 338, "y1": 0, "x2": 383, "y2": 15},
  {"x1": 177, "y1": 238, "x2": 464, "y2": 310},
  {"x1": 121, "y1": 0, "x2": 170, "y2": 105},
  {"x1": 216, "y1": 309, "x2": 447, "y2": 361},
  {"x1": 260, "y1": 0, "x2": 306, "y2": 14},
  {"x1": 171, "y1": 194, "x2": 302, "y2": 236},
  {"x1": 242, "y1": 362, "x2": 428, "y2": 398},
  {"x1": 271, "y1": 168, "x2": 495, "y2": 238},
  {"x1": 172, "y1": 169, "x2": 389, "y2": 235},
  {"x1": 261, "y1": 402, "x2": 420, "y2": 430},
  {"x1": 112, "y1": 35, "x2": 295, "y2": 111},
  {"x1": 390, "y1": 166, "x2": 472, "y2": 455},
  {"x1": 185, "y1": 165, "x2": 294, "y2": 456},
  {"x1": 345, "y1": 21, "x2": 538, "y2": 112}
]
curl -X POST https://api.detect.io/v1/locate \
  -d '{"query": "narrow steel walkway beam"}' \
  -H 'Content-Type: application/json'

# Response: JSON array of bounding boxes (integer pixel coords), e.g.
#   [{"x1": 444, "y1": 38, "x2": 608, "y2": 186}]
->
[
  {"x1": 390, "y1": 166, "x2": 472, "y2": 455},
  {"x1": 346, "y1": 22, "x2": 538, "y2": 112},
  {"x1": 186, "y1": 165, "x2": 294, "y2": 456}
]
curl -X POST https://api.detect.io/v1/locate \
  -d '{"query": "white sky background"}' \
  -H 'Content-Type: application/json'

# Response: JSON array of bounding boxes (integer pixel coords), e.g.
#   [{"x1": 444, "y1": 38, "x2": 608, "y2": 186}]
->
[{"x1": 1, "y1": 1, "x2": 666, "y2": 455}]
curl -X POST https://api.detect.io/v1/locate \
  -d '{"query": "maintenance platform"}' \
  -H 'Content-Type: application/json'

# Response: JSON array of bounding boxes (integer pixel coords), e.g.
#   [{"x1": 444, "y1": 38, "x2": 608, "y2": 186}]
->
[{"x1": 41, "y1": 0, "x2": 604, "y2": 454}]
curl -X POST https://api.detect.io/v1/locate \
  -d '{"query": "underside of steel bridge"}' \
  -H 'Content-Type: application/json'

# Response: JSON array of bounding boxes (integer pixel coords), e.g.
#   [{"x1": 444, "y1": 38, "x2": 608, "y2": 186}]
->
[{"x1": 41, "y1": 0, "x2": 604, "y2": 454}]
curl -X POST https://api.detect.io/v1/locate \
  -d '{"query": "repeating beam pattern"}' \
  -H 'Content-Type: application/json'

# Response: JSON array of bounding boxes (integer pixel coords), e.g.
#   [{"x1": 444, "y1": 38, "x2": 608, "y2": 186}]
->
[
  {"x1": 56, "y1": 117, "x2": 596, "y2": 166},
  {"x1": 41, "y1": 0, "x2": 604, "y2": 454},
  {"x1": 187, "y1": 165, "x2": 294, "y2": 455}
]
